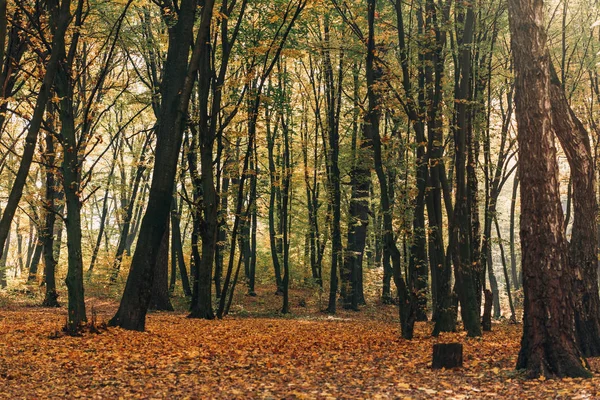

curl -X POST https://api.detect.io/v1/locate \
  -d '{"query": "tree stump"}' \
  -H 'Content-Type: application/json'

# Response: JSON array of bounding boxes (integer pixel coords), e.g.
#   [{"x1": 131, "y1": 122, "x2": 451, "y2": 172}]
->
[
  {"x1": 432, "y1": 343, "x2": 463, "y2": 369},
  {"x1": 482, "y1": 289, "x2": 493, "y2": 331}
]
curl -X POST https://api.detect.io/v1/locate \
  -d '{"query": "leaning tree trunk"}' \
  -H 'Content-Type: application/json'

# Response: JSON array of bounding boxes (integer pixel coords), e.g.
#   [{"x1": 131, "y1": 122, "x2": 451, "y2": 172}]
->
[
  {"x1": 549, "y1": 63, "x2": 600, "y2": 357},
  {"x1": 508, "y1": 0, "x2": 591, "y2": 378},
  {"x1": 109, "y1": 0, "x2": 211, "y2": 331}
]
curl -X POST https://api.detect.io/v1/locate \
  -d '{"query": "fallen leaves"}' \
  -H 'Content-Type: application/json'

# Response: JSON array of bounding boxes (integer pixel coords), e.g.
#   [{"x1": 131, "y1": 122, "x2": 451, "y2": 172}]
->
[{"x1": 1, "y1": 301, "x2": 600, "y2": 399}]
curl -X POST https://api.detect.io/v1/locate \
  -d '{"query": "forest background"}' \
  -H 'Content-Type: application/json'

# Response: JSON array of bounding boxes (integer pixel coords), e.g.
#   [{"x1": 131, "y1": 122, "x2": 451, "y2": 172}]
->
[{"x1": 1, "y1": 0, "x2": 600, "y2": 394}]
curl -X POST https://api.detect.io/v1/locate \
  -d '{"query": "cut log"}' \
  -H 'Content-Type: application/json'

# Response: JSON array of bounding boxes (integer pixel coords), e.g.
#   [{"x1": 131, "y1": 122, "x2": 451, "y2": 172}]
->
[
  {"x1": 482, "y1": 289, "x2": 493, "y2": 331},
  {"x1": 432, "y1": 343, "x2": 463, "y2": 369}
]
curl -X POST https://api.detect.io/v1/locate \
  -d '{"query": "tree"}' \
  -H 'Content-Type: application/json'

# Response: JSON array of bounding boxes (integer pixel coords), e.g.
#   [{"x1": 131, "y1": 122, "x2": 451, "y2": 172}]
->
[
  {"x1": 549, "y1": 63, "x2": 600, "y2": 357},
  {"x1": 0, "y1": 0, "x2": 73, "y2": 265},
  {"x1": 110, "y1": 0, "x2": 210, "y2": 331},
  {"x1": 508, "y1": 0, "x2": 591, "y2": 378}
]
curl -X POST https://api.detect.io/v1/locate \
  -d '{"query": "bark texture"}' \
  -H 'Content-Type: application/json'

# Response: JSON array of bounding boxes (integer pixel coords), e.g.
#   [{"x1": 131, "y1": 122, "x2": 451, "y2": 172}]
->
[
  {"x1": 549, "y1": 63, "x2": 600, "y2": 357},
  {"x1": 508, "y1": 0, "x2": 591, "y2": 378}
]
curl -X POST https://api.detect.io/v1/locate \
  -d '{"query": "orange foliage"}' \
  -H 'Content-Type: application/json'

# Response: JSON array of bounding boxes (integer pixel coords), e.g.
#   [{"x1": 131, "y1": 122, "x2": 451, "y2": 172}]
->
[{"x1": 1, "y1": 299, "x2": 600, "y2": 398}]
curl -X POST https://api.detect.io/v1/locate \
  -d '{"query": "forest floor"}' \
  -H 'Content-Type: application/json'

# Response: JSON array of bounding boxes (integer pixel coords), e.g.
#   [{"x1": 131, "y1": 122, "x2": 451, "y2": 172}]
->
[{"x1": 1, "y1": 285, "x2": 600, "y2": 399}]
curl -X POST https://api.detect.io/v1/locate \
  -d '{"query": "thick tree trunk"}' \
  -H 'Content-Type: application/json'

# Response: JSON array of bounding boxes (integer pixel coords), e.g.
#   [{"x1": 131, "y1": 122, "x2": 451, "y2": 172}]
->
[
  {"x1": 109, "y1": 0, "x2": 210, "y2": 331},
  {"x1": 549, "y1": 63, "x2": 600, "y2": 357},
  {"x1": 508, "y1": 0, "x2": 591, "y2": 378}
]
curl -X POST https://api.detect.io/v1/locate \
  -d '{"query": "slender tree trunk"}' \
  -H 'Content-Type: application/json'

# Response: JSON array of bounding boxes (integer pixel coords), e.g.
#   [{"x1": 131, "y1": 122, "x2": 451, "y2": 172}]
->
[
  {"x1": 111, "y1": 133, "x2": 152, "y2": 281},
  {"x1": 0, "y1": 0, "x2": 72, "y2": 262},
  {"x1": 0, "y1": 227, "x2": 9, "y2": 288},
  {"x1": 322, "y1": 17, "x2": 343, "y2": 315},
  {"x1": 171, "y1": 197, "x2": 191, "y2": 296},
  {"x1": 41, "y1": 128, "x2": 59, "y2": 307},
  {"x1": 494, "y1": 216, "x2": 516, "y2": 323},
  {"x1": 55, "y1": 1, "x2": 88, "y2": 332},
  {"x1": 88, "y1": 142, "x2": 118, "y2": 274},
  {"x1": 509, "y1": 172, "x2": 520, "y2": 289},
  {"x1": 27, "y1": 242, "x2": 43, "y2": 283},
  {"x1": 452, "y1": 5, "x2": 481, "y2": 338},
  {"x1": 266, "y1": 100, "x2": 284, "y2": 295}
]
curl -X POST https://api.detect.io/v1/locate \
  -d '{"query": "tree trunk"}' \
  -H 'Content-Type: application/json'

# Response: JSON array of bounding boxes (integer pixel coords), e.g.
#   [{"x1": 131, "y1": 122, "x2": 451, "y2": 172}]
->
[
  {"x1": 508, "y1": 0, "x2": 591, "y2": 378},
  {"x1": 0, "y1": 226, "x2": 9, "y2": 288},
  {"x1": 452, "y1": 5, "x2": 481, "y2": 338},
  {"x1": 41, "y1": 110, "x2": 59, "y2": 307},
  {"x1": 342, "y1": 64, "x2": 370, "y2": 311},
  {"x1": 111, "y1": 132, "x2": 152, "y2": 281},
  {"x1": 149, "y1": 218, "x2": 174, "y2": 311},
  {"x1": 0, "y1": 0, "x2": 72, "y2": 262},
  {"x1": 509, "y1": 172, "x2": 520, "y2": 290},
  {"x1": 494, "y1": 216, "x2": 516, "y2": 323},
  {"x1": 109, "y1": 0, "x2": 210, "y2": 331},
  {"x1": 549, "y1": 63, "x2": 600, "y2": 357},
  {"x1": 55, "y1": 1, "x2": 88, "y2": 332},
  {"x1": 170, "y1": 197, "x2": 191, "y2": 296}
]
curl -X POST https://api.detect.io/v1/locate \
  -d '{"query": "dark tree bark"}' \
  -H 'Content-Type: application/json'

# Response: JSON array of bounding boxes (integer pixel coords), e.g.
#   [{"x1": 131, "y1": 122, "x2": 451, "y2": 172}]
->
[
  {"x1": 170, "y1": 197, "x2": 191, "y2": 296},
  {"x1": 54, "y1": 0, "x2": 87, "y2": 333},
  {"x1": 0, "y1": 0, "x2": 72, "y2": 263},
  {"x1": 432, "y1": 343, "x2": 463, "y2": 369},
  {"x1": 188, "y1": 0, "x2": 223, "y2": 319},
  {"x1": 482, "y1": 289, "x2": 492, "y2": 332},
  {"x1": 322, "y1": 16, "x2": 343, "y2": 315},
  {"x1": 370, "y1": 0, "x2": 415, "y2": 338},
  {"x1": 88, "y1": 140, "x2": 119, "y2": 274},
  {"x1": 149, "y1": 218, "x2": 174, "y2": 311},
  {"x1": 549, "y1": 63, "x2": 600, "y2": 357},
  {"x1": 0, "y1": 225, "x2": 9, "y2": 288},
  {"x1": 508, "y1": 0, "x2": 591, "y2": 378},
  {"x1": 280, "y1": 106, "x2": 292, "y2": 314},
  {"x1": 266, "y1": 99, "x2": 284, "y2": 295},
  {"x1": 111, "y1": 132, "x2": 152, "y2": 281},
  {"x1": 509, "y1": 172, "x2": 520, "y2": 290},
  {"x1": 27, "y1": 241, "x2": 42, "y2": 282},
  {"x1": 342, "y1": 63, "x2": 370, "y2": 311},
  {"x1": 41, "y1": 126, "x2": 59, "y2": 307},
  {"x1": 109, "y1": 0, "x2": 209, "y2": 331},
  {"x1": 494, "y1": 216, "x2": 516, "y2": 323},
  {"x1": 452, "y1": 4, "x2": 481, "y2": 338}
]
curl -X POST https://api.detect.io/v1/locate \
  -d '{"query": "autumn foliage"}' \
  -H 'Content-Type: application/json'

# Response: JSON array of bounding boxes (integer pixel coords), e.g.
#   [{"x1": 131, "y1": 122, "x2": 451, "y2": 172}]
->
[{"x1": 2, "y1": 290, "x2": 600, "y2": 399}]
